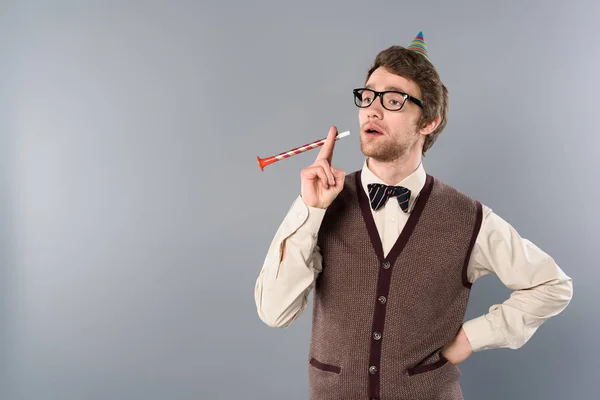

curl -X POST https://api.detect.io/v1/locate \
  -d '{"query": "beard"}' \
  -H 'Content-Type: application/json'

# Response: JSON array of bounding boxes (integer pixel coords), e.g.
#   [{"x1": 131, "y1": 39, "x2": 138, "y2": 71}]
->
[{"x1": 360, "y1": 127, "x2": 420, "y2": 162}]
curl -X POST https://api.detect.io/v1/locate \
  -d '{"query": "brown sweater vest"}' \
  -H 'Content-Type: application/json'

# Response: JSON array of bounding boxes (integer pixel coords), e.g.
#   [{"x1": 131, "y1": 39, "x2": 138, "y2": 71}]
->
[{"x1": 308, "y1": 170, "x2": 483, "y2": 400}]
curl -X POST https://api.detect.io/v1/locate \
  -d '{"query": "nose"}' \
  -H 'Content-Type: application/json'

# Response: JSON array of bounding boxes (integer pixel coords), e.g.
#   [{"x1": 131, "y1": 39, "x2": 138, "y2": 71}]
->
[{"x1": 365, "y1": 96, "x2": 384, "y2": 119}]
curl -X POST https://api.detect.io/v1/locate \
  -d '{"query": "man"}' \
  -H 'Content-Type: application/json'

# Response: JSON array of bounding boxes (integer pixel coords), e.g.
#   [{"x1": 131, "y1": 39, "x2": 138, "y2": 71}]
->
[{"x1": 254, "y1": 32, "x2": 573, "y2": 400}]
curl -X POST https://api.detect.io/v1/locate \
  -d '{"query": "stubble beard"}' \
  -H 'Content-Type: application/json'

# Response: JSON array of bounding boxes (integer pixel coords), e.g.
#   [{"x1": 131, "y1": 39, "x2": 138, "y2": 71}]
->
[{"x1": 360, "y1": 128, "x2": 420, "y2": 163}]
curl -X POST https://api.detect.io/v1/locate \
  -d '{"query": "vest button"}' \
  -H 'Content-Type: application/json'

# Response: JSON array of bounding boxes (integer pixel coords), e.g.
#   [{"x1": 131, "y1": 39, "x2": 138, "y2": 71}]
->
[
  {"x1": 382, "y1": 261, "x2": 391, "y2": 269},
  {"x1": 378, "y1": 296, "x2": 387, "y2": 304},
  {"x1": 373, "y1": 331, "x2": 382, "y2": 340},
  {"x1": 369, "y1": 365, "x2": 378, "y2": 374}
]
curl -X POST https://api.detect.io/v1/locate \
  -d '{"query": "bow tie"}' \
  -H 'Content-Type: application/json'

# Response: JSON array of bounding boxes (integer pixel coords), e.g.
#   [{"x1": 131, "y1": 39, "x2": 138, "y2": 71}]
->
[{"x1": 367, "y1": 183, "x2": 411, "y2": 212}]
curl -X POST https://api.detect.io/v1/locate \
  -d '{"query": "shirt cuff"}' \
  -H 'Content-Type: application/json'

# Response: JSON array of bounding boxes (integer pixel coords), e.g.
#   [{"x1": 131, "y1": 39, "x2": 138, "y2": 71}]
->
[
  {"x1": 462, "y1": 314, "x2": 508, "y2": 352},
  {"x1": 287, "y1": 195, "x2": 327, "y2": 236}
]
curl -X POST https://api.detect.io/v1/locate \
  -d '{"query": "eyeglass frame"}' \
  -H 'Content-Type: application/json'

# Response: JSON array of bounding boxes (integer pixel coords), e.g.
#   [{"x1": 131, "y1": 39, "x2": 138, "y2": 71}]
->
[{"x1": 352, "y1": 88, "x2": 423, "y2": 111}]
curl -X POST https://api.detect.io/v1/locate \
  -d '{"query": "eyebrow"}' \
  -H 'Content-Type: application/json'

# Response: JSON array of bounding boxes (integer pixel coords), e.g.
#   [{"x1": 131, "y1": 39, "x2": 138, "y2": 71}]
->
[{"x1": 365, "y1": 84, "x2": 407, "y2": 93}]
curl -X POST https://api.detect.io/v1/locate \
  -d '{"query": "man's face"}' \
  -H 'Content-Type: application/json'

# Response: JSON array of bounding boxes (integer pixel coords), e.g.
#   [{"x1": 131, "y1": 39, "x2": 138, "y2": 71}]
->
[{"x1": 358, "y1": 67, "x2": 425, "y2": 162}]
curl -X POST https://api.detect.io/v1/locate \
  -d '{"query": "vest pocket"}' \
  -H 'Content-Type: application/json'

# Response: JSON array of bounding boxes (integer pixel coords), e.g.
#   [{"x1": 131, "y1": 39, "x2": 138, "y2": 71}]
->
[
  {"x1": 309, "y1": 357, "x2": 341, "y2": 374},
  {"x1": 407, "y1": 350, "x2": 448, "y2": 376}
]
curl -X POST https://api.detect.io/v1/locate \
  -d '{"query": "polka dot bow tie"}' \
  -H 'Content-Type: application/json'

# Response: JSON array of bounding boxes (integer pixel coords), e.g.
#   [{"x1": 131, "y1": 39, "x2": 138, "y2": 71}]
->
[{"x1": 367, "y1": 183, "x2": 411, "y2": 212}]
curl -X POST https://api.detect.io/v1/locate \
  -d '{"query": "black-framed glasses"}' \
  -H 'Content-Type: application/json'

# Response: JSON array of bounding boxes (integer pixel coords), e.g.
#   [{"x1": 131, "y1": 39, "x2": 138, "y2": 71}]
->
[{"x1": 353, "y1": 88, "x2": 423, "y2": 111}]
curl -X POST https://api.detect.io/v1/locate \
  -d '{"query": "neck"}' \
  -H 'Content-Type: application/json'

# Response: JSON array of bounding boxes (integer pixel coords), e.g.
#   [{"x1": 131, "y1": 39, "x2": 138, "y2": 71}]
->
[{"x1": 367, "y1": 150, "x2": 422, "y2": 185}]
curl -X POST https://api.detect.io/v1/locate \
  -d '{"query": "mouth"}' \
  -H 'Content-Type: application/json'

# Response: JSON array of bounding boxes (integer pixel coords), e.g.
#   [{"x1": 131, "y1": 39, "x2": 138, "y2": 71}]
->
[{"x1": 363, "y1": 125, "x2": 384, "y2": 136}]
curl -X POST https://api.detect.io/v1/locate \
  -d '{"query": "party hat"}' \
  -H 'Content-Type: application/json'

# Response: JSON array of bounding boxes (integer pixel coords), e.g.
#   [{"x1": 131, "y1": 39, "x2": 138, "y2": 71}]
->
[{"x1": 407, "y1": 31, "x2": 429, "y2": 61}]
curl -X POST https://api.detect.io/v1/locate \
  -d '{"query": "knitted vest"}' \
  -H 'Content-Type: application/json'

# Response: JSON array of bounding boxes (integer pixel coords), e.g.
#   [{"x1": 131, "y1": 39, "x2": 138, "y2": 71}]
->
[{"x1": 308, "y1": 170, "x2": 483, "y2": 400}]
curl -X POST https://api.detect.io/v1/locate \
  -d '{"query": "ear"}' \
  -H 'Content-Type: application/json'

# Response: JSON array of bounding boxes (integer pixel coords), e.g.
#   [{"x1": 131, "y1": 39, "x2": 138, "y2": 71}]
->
[{"x1": 419, "y1": 115, "x2": 441, "y2": 136}]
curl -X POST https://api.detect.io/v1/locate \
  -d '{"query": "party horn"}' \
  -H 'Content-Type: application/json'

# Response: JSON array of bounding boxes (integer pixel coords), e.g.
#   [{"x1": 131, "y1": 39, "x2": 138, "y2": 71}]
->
[{"x1": 257, "y1": 130, "x2": 350, "y2": 171}]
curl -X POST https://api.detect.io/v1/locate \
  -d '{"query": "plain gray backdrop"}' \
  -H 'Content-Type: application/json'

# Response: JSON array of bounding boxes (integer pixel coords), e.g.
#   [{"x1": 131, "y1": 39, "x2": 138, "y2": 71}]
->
[{"x1": 1, "y1": 0, "x2": 598, "y2": 399}]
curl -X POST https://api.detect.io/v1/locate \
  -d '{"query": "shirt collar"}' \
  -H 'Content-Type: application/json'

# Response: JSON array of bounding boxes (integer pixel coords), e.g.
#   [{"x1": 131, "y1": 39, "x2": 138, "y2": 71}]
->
[{"x1": 360, "y1": 158, "x2": 427, "y2": 213}]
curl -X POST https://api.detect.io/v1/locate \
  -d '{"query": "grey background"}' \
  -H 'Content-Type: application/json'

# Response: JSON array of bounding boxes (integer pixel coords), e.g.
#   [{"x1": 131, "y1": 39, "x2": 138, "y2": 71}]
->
[{"x1": 1, "y1": 0, "x2": 598, "y2": 399}]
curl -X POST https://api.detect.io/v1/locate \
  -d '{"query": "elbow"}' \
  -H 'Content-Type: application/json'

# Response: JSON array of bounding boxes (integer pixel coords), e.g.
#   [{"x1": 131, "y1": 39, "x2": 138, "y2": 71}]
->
[
  {"x1": 562, "y1": 277, "x2": 574, "y2": 307},
  {"x1": 254, "y1": 288, "x2": 293, "y2": 329},
  {"x1": 257, "y1": 308, "x2": 293, "y2": 328},
  {"x1": 254, "y1": 268, "x2": 311, "y2": 329},
  {"x1": 259, "y1": 315, "x2": 287, "y2": 329},
  {"x1": 558, "y1": 275, "x2": 573, "y2": 302},
  {"x1": 255, "y1": 301, "x2": 280, "y2": 327},
  {"x1": 549, "y1": 276, "x2": 574, "y2": 315}
]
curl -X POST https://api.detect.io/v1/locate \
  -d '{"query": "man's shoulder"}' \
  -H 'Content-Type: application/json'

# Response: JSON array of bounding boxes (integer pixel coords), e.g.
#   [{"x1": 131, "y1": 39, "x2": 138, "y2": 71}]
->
[
  {"x1": 429, "y1": 174, "x2": 480, "y2": 204},
  {"x1": 427, "y1": 175, "x2": 484, "y2": 221}
]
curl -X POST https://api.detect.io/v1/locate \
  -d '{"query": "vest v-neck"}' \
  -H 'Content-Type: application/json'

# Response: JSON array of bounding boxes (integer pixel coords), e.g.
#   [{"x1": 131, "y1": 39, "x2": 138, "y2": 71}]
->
[{"x1": 356, "y1": 169, "x2": 435, "y2": 265}]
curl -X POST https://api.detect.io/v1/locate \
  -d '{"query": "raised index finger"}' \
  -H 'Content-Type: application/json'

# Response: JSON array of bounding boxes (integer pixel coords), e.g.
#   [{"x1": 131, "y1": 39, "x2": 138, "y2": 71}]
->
[{"x1": 316, "y1": 126, "x2": 338, "y2": 163}]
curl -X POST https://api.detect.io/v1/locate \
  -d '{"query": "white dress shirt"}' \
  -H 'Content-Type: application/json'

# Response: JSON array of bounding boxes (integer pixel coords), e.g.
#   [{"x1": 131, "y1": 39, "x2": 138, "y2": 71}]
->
[{"x1": 254, "y1": 159, "x2": 573, "y2": 352}]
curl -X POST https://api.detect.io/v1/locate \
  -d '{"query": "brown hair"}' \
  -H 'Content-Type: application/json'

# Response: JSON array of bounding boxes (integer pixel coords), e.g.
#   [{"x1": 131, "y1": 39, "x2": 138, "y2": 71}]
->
[{"x1": 366, "y1": 46, "x2": 449, "y2": 154}]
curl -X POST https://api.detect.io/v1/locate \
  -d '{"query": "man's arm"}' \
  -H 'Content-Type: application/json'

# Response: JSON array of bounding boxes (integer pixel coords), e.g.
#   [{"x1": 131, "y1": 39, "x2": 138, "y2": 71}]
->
[
  {"x1": 461, "y1": 205, "x2": 574, "y2": 352},
  {"x1": 254, "y1": 195, "x2": 326, "y2": 328}
]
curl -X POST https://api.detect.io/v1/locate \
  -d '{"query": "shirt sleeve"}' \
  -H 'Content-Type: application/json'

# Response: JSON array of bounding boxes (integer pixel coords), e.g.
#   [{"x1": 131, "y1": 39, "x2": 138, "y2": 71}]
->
[
  {"x1": 254, "y1": 195, "x2": 327, "y2": 328},
  {"x1": 462, "y1": 205, "x2": 574, "y2": 352}
]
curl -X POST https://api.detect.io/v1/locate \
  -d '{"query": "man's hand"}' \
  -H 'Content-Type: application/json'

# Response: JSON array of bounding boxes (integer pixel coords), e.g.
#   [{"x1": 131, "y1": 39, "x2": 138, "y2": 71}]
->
[
  {"x1": 300, "y1": 126, "x2": 346, "y2": 209},
  {"x1": 441, "y1": 328, "x2": 473, "y2": 365}
]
